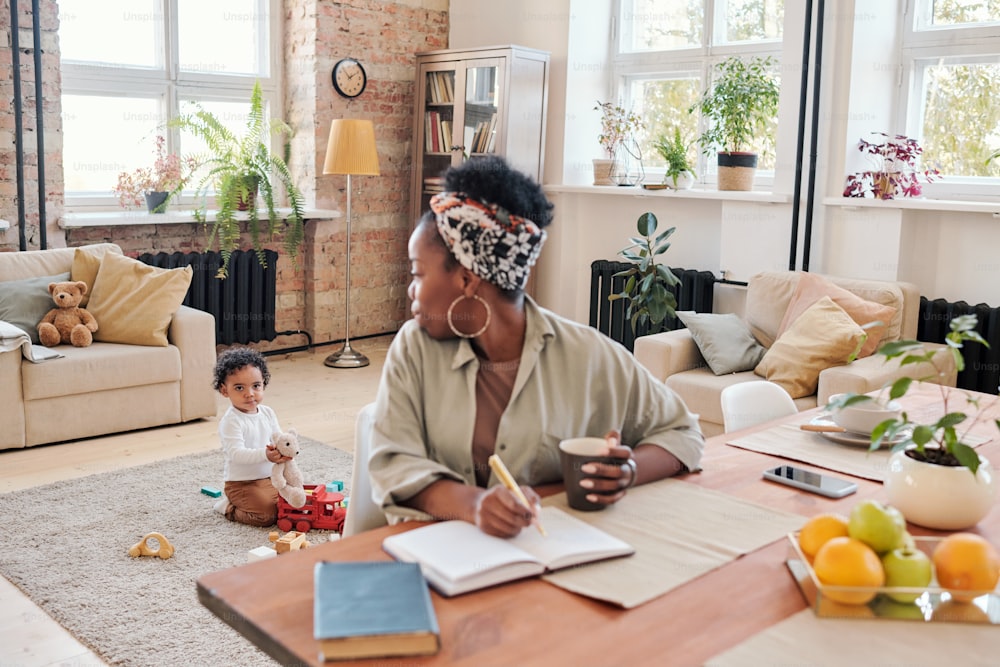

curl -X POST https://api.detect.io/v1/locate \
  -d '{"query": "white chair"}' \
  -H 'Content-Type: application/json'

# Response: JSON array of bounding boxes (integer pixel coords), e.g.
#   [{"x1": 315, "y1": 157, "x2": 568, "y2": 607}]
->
[
  {"x1": 720, "y1": 381, "x2": 798, "y2": 433},
  {"x1": 342, "y1": 402, "x2": 389, "y2": 537}
]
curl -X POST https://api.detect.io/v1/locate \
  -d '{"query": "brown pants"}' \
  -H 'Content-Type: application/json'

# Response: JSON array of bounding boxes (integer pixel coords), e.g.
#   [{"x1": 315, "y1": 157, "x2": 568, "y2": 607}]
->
[{"x1": 224, "y1": 478, "x2": 279, "y2": 527}]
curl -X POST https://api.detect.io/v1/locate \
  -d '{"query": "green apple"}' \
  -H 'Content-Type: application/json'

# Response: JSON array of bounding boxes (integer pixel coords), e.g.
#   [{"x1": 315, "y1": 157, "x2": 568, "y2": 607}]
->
[
  {"x1": 881, "y1": 546, "x2": 933, "y2": 603},
  {"x1": 848, "y1": 500, "x2": 906, "y2": 554}
]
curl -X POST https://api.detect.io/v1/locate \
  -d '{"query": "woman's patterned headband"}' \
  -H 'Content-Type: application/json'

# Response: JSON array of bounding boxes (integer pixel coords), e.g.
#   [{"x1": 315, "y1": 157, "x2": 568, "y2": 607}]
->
[{"x1": 430, "y1": 192, "x2": 547, "y2": 291}]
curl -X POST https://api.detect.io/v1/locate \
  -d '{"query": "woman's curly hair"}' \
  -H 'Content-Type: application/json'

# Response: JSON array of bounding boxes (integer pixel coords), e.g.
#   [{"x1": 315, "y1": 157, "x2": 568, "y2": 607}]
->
[
  {"x1": 441, "y1": 155, "x2": 553, "y2": 227},
  {"x1": 212, "y1": 347, "x2": 271, "y2": 390}
]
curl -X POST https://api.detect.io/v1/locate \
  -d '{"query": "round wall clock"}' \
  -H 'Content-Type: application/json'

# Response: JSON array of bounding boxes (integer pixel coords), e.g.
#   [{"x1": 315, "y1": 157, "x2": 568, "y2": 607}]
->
[{"x1": 332, "y1": 58, "x2": 367, "y2": 98}]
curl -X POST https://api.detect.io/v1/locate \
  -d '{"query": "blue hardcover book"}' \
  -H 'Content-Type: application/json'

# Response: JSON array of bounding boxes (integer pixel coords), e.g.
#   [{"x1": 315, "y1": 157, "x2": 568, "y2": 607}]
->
[{"x1": 313, "y1": 560, "x2": 440, "y2": 661}]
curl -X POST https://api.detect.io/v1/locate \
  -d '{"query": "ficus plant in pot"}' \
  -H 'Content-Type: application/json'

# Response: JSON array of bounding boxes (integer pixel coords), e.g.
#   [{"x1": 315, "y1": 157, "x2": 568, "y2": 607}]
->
[
  {"x1": 834, "y1": 315, "x2": 999, "y2": 530},
  {"x1": 691, "y1": 55, "x2": 779, "y2": 191},
  {"x1": 169, "y1": 81, "x2": 305, "y2": 277},
  {"x1": 608, "y1": 211, "x2": 680, "y2": 335}
]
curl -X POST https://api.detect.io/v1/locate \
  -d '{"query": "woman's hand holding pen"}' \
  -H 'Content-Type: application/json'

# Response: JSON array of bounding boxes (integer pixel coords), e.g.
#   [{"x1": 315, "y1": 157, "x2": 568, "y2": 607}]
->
[
  {"x1": 577, "y1": 429, "x2": 638, "y2": 507},
  {"x1": 474, "y1": 484, "x2": 542, "y2": 538}
]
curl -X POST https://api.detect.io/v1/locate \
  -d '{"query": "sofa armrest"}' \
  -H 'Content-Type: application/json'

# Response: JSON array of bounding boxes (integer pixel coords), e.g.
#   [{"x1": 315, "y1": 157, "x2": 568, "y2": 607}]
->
[
  {"x1": 633, "y1": 329, "x2": 707, "y2": 382},
  {"x1": 816, "y1": 343, "x2": 957, "y2": 405},
  {"x1": 0, "y1": 348, "x2": 26, "y2": 449},
  {"x1": 169, "y1": 305, "x2": 218, "y2": 421}
]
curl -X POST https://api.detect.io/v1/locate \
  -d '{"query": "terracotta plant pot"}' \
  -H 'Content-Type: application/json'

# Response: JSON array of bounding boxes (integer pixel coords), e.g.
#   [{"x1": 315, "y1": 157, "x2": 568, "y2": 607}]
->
[
  {"x1": 884, "y1": 447, "x2": 997, "y2": 530},
  {"x1": 716, "y1": 152, "x2": 757, "y2": 191}
]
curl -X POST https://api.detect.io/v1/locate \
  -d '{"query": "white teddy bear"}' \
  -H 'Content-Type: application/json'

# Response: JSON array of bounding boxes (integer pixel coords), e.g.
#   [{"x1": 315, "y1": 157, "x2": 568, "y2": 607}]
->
[{"x1": 270, "y1": 428, "x2": 306, "y2": 508}]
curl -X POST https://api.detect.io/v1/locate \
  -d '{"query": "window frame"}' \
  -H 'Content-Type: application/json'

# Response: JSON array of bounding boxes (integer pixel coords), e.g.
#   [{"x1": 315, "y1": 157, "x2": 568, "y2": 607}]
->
[{"x1": 60, "y1": 0, "x2": 283, "y2": 210}]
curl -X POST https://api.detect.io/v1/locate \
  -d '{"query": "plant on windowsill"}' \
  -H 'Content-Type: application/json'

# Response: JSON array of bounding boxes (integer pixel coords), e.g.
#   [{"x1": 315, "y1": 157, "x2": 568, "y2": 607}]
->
[
  {"x1": 691, "y1": 55, "x2": 779, "y2": 191},
  {"x1": 842, "y1": 132, "x2": 941, "y2": 200},
  {"x1": 594, "y1": 100, "x2": 645, "y2": 186},
  {"x1": 828, "y1": 315, "x2": 999, "y2": 530},
  {"x1": 168, "y1": 81, "x2": 305, "y2": 277},
  {"x1": 608, "y1": 211, "x2": 680, "y2": 335},
  {"x1": 111, "y1": 135, "x2": 195, "y2": 213},
  {"x1": 653, "y1": 127, "x2": 695, "y2": 190}
]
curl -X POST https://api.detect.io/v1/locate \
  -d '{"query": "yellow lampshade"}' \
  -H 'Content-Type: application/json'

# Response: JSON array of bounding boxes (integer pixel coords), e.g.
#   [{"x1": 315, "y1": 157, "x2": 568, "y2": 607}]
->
[{"x1": 323, "y1": 119, "x2": 380, "y2": 176}]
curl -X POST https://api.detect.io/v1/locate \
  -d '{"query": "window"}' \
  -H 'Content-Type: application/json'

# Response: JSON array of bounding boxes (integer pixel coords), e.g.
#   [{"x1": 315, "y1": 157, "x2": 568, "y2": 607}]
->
[
  {"x1": 902, "y1": 0, "x2": 1000, "y2": 195},
  {"x1": 59, "y1": 0, "x2": 280, "y2": 208},
  {"x1": 613, "y1": 0, "x2": 785, "y2": 181}
]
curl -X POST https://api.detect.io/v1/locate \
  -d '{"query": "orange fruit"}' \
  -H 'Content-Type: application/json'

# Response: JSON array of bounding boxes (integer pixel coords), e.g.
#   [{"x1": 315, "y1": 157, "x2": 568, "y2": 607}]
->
[
  {"x1": 932, "y1": 532, "x2": 1000, "y2": 602},
  {"x1": 812, "y1": 536, "x2": 885, "y2": 605},
  {"x1": 798, "y1": 513, "x2": 850, "y2": 561}
]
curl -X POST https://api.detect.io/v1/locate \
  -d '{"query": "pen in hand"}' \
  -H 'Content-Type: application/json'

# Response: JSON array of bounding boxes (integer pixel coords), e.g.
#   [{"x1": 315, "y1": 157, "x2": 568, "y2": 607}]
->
[{"x1": 487, "y1": 454, "x2": 547, "y2": 537}]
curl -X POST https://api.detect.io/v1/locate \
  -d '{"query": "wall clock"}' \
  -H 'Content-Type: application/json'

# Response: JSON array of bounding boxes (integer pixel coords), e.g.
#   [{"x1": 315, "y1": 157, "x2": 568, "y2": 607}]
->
[{"x1": 332, "y1": 58, "x2": 367, "y2": 98}]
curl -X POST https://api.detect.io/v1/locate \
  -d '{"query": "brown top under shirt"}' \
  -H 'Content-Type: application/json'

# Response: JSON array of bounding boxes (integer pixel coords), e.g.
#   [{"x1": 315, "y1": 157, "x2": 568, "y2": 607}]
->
[{"x1": 472, "y1": 356, "x2": 521, "y2": 487}]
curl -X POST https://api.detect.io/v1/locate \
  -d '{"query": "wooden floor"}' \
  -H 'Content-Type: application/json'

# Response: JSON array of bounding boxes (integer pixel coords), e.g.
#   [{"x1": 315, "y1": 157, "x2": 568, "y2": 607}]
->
[{"x1": 0, "y1": 335, "x2": 394, "y2": 666}]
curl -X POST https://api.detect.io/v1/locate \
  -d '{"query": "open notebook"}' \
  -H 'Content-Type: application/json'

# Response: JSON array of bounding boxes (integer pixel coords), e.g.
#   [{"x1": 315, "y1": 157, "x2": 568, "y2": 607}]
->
[{"x1": 382, "y1": 506, "x2": 634, "y2": 597}]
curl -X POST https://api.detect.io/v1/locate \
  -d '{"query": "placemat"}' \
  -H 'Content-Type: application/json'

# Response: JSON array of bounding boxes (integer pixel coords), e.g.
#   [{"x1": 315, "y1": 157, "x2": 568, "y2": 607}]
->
[
  {"x1": 540, "y1": 480, "x2": 805, "y2": 608},
  {"x1": 705, "y1": 608, "x2": 998, "y2": 666},
  {"x1": 726, "y1": 413, "x2": 989, "y2": 482}
]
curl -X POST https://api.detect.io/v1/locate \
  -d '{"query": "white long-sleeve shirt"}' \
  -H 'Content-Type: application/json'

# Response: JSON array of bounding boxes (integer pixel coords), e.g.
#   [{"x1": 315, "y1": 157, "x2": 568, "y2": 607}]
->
[{"x1": 218, "y1": 404, "x2": 282, "y2": 481}]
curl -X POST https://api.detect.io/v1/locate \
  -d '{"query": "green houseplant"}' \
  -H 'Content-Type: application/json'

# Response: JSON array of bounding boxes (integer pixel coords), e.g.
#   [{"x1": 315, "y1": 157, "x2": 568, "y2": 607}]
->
[
  {"x1": 653, "y1": 127, "x2": 695, "y2": 189},
  {"x1": 829, "y1": 315, "x2": 999, "y2": 530},
  {"x1": 691, "y1": 55, "x2": 779, "y2": 191},
  {"x1": 169, "y1": 81, "x2": 305, "y2": 277},
  {"x1": 608, "y1": 211, "x2": 680, "y2": 335}
]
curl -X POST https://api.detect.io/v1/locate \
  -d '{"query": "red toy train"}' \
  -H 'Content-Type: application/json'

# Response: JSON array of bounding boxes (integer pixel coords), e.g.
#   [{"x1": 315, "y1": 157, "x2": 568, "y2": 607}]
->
[{"x1": 276, "y1": 484, "x2": 347, "y2": 534}]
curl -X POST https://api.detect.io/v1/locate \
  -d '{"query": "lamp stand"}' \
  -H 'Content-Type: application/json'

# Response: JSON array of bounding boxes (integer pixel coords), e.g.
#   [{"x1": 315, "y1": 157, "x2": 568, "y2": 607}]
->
[{"x1": 324, "y1": 173, "x2": 369, "y2": 368}]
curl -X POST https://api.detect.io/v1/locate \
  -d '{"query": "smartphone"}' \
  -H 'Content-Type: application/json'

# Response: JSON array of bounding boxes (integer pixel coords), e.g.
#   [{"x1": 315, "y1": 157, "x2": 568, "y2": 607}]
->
[{"x1": 762, "y1": 465, "x2": 858, "y2": 498}]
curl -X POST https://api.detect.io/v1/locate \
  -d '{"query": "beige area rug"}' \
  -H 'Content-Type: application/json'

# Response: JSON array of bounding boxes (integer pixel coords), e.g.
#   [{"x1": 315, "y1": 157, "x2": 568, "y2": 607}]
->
[{"x1": 0, "y1": 436, "x2": 352, "y2": 667}]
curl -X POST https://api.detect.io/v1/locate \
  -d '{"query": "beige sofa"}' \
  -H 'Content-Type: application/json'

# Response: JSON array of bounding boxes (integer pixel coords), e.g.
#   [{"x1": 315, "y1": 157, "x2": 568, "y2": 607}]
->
[
  {"x1": 0, "y1": 243, "x2": 217, "y2": 450},
  {"x1": 635, "y1": 271, "x2": 956, "y2": 437}
]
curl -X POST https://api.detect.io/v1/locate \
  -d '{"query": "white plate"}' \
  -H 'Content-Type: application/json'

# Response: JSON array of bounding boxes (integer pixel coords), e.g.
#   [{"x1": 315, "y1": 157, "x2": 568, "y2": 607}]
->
[{"x1": 807, "y1": 416, "x2": 909, "y2": 449}]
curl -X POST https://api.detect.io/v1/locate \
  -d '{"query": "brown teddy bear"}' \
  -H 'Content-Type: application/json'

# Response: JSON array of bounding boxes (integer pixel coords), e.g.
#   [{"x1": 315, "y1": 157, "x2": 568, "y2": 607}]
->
[{"x1": 37, "y1": 281, "x2": 99, "y2": 347}]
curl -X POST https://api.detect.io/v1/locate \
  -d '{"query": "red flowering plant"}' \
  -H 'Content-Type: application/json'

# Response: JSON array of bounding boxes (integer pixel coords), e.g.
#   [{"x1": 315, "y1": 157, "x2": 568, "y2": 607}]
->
[
  {"x1": 843, "y1": 132, "x2": 940, "y2": 199},
  {"x1": 112, "y1": 135, "x2": 196, "y2": 211}
]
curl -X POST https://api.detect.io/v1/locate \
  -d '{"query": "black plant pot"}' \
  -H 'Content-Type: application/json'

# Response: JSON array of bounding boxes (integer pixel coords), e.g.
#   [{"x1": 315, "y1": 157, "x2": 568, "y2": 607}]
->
[{"x1": 144, "y1": 191, "x2": 170, "y2": 213}]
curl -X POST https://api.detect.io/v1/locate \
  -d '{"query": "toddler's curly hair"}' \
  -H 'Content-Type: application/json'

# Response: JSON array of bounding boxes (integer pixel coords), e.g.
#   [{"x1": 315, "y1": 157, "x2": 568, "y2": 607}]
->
[{"x1": 212, "y1": 347, "x2": 271, "y2": 390}]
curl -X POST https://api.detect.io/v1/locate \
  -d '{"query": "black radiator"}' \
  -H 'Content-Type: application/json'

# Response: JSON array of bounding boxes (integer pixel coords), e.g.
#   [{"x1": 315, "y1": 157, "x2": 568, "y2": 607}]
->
[
  {"x1": 589, "y1": 260, "x2": 716, "y2": 352},
  {"x1": 917, "y1": 297, "x2": 1000, "y2": 395},
  {"x1": 138, "y1": 250, "x2": 278, "y2": 345}
]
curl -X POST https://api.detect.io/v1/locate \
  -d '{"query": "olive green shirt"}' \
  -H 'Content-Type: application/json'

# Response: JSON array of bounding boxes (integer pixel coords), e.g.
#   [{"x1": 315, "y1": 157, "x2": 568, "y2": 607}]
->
[{"x1": 369, "y1": 298, "x2": 704, "y2": 522}]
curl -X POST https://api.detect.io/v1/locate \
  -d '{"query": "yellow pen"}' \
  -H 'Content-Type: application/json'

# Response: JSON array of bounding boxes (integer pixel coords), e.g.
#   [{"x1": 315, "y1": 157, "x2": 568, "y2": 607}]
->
[{"x1": 488, "y1": 454, "x2": 547, "y2": 536}]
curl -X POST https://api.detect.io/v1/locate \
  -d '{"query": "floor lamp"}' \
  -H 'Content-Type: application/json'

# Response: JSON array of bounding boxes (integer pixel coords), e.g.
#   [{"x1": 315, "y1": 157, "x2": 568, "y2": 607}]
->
[{"x1": 322, "y1": 119, "x2": 380, "y2": 368}]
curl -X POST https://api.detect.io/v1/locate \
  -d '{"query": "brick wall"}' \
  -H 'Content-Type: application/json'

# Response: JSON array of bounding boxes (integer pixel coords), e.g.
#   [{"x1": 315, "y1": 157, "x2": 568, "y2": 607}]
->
[
  {"x1": 2, "y1": 0, "x2": 451, "y2": 351},
  {"x1": 0, "y1": 0, "x2": 63, "y2": 251}
]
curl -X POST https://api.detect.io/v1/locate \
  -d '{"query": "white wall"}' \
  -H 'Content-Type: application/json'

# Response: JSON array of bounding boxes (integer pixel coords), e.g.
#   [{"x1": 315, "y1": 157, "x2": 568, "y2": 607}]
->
[{"x1": 450, "y1": 0, "x2": 1000, "y2": 319}]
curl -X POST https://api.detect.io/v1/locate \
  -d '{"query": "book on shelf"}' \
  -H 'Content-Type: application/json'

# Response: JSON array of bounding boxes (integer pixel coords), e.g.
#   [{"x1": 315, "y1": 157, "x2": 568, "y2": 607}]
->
[
  {"x1": 485, "y1": 112, "x2": 498, "y2": 152},
  {"x1": 313, "y1": 561, "x2": 440, "y2": 661},
  {"x1": 382, "y1": 506, "x2": 634, "y2": 597}
]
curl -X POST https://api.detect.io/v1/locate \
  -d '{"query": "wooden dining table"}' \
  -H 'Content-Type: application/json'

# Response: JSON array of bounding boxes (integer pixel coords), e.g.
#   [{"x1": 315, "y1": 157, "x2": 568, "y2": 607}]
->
[{"x1": 197, "y1": 384, "x2": 1000, "y2": 666}]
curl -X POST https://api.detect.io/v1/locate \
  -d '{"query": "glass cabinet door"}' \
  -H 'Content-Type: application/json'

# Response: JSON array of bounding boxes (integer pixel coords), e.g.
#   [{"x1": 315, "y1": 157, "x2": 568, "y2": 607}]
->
[
  {"x1": 418, "y1": 65, "x2": 457, "y2": 216},
  {"x1": 463, "y1": 64, "x2": 499, "y2": 156}
]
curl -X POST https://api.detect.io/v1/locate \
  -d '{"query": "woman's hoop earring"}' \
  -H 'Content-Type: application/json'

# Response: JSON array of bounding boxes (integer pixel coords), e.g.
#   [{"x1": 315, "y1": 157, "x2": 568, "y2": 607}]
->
[{"x1": 447, "y1": 294, "x2": 492, "y2": 338}]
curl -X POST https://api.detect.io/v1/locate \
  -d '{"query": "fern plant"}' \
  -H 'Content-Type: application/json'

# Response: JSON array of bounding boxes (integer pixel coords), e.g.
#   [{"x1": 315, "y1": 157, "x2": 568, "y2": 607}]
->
[{"x1": 169, "y1": 81, "x2": 305, "y2": 277}]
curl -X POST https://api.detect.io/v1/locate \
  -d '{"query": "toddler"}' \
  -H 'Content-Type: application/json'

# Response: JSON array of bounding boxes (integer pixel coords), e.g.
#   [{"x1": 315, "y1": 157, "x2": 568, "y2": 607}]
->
[{"x1": 212, "y1": 347, "x2": 290, "y2": 526}]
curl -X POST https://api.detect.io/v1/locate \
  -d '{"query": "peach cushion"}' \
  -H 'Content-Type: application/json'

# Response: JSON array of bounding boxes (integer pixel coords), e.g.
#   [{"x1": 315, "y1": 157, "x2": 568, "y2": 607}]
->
[
  {"x1": 776, "y1": 272, "x2": 896, "y2": 358},
  {"x1": 71, "y1": 245, "x2": 123, "y2": 307},
  {"x1": 755, "y1": 296, "x2": 866, "y2": 399}
]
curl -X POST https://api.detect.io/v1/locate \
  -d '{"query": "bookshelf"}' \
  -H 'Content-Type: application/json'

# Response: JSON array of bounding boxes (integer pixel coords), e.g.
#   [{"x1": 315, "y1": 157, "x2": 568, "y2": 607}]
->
[{"x1": 409, "y1": 45, "x2": 550, "y2": 228}]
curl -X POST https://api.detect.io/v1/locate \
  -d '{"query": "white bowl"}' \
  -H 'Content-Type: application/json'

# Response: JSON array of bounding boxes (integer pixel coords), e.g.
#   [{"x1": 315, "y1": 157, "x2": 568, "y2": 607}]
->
[{"x1": 828, "y1": 395, "x2": 902, "y2": 435}]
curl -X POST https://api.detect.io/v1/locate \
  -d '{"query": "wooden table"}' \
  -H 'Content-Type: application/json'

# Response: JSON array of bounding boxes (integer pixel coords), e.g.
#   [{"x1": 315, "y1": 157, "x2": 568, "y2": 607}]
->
[{"x1": 198, "y1": 385, "x2": 1000, "y2": 666}]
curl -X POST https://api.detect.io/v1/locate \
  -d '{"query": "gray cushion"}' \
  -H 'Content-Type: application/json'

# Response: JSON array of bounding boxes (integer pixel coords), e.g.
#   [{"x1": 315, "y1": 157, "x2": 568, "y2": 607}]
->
[
  {"x1": 677, "y1": 311, "x2": 766, "y2": 375},
  {"x1": 0, "y1": 272, "x2": 70, "y2": 344}
]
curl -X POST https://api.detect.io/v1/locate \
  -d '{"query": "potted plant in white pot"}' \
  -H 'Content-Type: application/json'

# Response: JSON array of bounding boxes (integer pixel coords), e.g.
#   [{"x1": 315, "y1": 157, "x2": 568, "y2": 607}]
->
[
  {"x1": 691, "y1": 55, "x2": 779, "y2": 191},
  {"x1": 838, "y1": 315, "x2": 999, "y2": 530},
  {"x1": 594, "y1": 100, "x2": 645, "y2": 186},
  {"x1": 653, "y1": 127, "x2": 696, "y2": 190},
  {"x1": 169, "y1": 81, "x2": 305, "y2": 277},
  {"x1": 608, "y1": 211, "x2": 680, "y2": 335}
]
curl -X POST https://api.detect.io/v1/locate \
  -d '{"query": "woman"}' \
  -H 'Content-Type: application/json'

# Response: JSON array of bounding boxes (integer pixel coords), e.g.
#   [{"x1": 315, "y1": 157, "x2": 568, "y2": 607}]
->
[{"x1": 369, "y1": 156, "x2": 703, "y2": 537}]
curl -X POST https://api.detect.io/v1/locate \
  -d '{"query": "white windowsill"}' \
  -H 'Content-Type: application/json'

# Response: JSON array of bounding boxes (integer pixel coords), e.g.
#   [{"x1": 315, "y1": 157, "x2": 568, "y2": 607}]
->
[
  {"x1": 60, "y1": 208, "x2": 342, "y2": 229},
  {"x1": 544, "y1": 184, "x2": 791, "y2": 204},
  {"x1": 0, "y1": 219, "x2": 9, "y2": 231},
  {"x1": 823, "y1": 196, "x2": 1000, "y2": 215}
]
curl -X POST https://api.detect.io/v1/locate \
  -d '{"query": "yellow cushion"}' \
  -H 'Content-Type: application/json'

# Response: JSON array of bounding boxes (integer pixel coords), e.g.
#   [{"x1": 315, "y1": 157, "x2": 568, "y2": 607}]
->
[
  {"x1": 776, "y1": 272, "x2": 896, "y2": 358},
  {"x1": 755, "y1": 296, "x2": 865, "y2": 399},
  {"x1": 71, "y1": 245, "x2": 123, "y2": 306},
  {"x1": 87, "y1": 252, "x2": 193, "y2": 347}
]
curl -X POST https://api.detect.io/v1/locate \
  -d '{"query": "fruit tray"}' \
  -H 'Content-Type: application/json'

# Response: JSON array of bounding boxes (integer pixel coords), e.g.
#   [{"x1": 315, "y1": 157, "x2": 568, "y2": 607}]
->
[{"x1": 785, "y1": 533, "x2": 1000, "y2": 623}]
